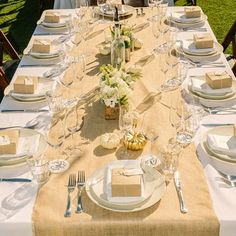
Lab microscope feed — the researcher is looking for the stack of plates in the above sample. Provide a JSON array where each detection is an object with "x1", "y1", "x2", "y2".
[
  {"x1": 37, "y1": 11, "x2": 71, "y2": 29},
  {"x1": 98, "y1": 5, "x2": 134, "y2": 17},
  {"x1": 24, "y1": 41, "x2": 62, "y2": 60},
  {"x1": 0, "y1": 128, "x2": 47, "y2": 166},
  {"x1": 86, "y1": 160, "x2": 166, "y2": 212},
  {"x1": 188, "y1": 76, "x2": 236, "y2": 106},
  {"x1": 176, "y1": 40, "x2": 223, "y2": 61},
  {"x1": 5, "y1": 78, "x2": 56, "y2": 102},
  {"x1": 170, "y1": 11, "x2": 207, "y2": 28},
  {"x1": 200, "y1": 126, "x2": 236, "y2": 175}
]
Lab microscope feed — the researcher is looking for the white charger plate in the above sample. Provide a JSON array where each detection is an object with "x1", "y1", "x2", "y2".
[
  {"x1": 86, "y1": 160, "x2": 166, "y2": 212},
  {"x1": 188, "y1": 77, "x2": 236, "y2": 100},
  {"x1": 0, "y1": 128, "x2": 47, "y2": 166}
]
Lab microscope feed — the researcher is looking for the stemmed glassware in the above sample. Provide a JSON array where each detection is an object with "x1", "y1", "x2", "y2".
[
  {"x1": 97, "y1": 0, "x2": 107, "y2": 24},
  {"x1": 64, "y1": 102, "x2": 85, "y2": 157},
  {"x1": 45, "y1": 89, "x2": 69, "y2": 172},
  {"x1": 169, "y1": 94, "x2": 198, "y2": 146},
  {"x1": 140, "y1": 111, "x2": 162, "y2": 169},
  {"x1": 75, "y1": 0, "x2": 88, "y2": 20}
]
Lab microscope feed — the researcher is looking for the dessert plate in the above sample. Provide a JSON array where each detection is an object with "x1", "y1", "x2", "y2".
[
  {"x1": 86, "y1": 160, "x2": 166, "y2": 212},
  {"x1": 0, "y1": 128, "x2": 47, "y2": 166}
]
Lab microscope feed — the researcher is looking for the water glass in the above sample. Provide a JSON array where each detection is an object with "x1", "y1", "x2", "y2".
[
  {"x1": 160, "y1": 141, "x2": 182, "y2": 182},
  {"x1": 27, "y1": 159, "x2": 50, "y2": 185},
  {"x1": 45, "y1": 89, "x2": 64, "y2": 114}
]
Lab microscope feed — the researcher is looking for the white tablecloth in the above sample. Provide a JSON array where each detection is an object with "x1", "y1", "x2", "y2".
[{"x1": 0, "y1": 7, "x2": 235, "y2": 236}]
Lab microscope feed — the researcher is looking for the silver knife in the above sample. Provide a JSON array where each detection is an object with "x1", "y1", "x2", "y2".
[
  {"x1": 0, "y1": 178, "x2": 32, "y2": 182},
  {"x1": 174, "y1": 171, "x2": 188, "y2": 214},
  {"x1": 1, "y1": 109, "x2": 48, "y2": 113}
]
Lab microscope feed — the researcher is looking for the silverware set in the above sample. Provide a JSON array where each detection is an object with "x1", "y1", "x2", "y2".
[{"x1": 64, "y1": 171, "x2": 85, "y2": 217}]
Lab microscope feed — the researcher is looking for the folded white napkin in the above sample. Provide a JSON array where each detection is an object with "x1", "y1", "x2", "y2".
[
  {"x1": 105, "y1": 162, "x2": 145, "y2": 204},
  {"x1": 0, "y1": 134, "x2": 40, "y2": 160},
  {"x1": 182, "y1": 40, "x2": 215, "y2": 55},
  {"x1": 171, "y1": 12, "x2": 201, "y2": 23},
  {"x1": 191, "y1": 77, "x2": 232, "y2": 96},
  {"x1": 207, "y1": 133, "x2": 236, "y2": 158}
]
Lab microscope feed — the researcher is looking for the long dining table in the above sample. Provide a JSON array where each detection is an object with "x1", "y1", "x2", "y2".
[{"x1": 0, "y1": 6, "x2": 236, "y2": 236}]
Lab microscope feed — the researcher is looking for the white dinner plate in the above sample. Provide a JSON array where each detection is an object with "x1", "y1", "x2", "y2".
[
  {"x1": 182, "y1": 40, "x2": 217, "y2": 56},
  {"x1": 199, "y1": 126, "x2": 236, "y2": 175},
  {"x1": 175, "y1": 42, "x2": 223, "y2": 62},
  {"x1": 169, "y1": 12, "x2": 207, "y2": 28},
  {"x1": 4, "y1": 78, "x2": 56, "y2": 102},
  {"x1": 86, "y1": 160, "x2": 166, "y2": 212},
  {"x1": 37, "y1": 11, "x2": 71, "y2": 29},
  {"x1": 204, "y1": 126, "x2": 236, "y2": 163},
  {"x1": 0, "y1": 128, "x2": 47, "y2": 166},
  {"x1": 98, "y1": 5, "x2": 134, "y2": 17},
  {"x1": 188, "y1": 77, "x2": 236, "y2": 100}
]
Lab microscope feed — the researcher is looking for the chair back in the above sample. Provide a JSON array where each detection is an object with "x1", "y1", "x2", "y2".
[
  {"x1": 0, "y1": 67, "x2": 9, "y2": 93},
  {"x1": 0, "y1": 30, "x2": 20, "y2": 67},
  {"x1": 222, "y1": 20, "x2": 236, "y2": 75}
]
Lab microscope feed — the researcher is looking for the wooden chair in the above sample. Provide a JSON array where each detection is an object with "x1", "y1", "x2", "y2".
[
  {"x1": 222, "y1": 20, "x2": 236, "y2": 76},
  {"x1": 0, "y1": 30, "x2": 20, "y2": 88}
]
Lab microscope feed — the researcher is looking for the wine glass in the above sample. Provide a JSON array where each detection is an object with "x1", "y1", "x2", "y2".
[
  {"x1": 152, "y1": 16, "x2": 161, "y2": 52},
  {"x1": 64, "y1": 102, "x2": 85, "y2": 157},
  {"x1": 97, "y1": 0, "x2": 107, "y2": 24},
  {"x1": 141, "y1": 111, "x2": 162, "y2": 168},
  {"x1": 161, "y1": 50, "x2": 181, "y2": 92},
  {"x1": 75, "y1": 0, "x2": 88, "y2": 20}
]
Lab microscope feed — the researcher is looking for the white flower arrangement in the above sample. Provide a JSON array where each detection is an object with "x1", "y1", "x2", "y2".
[{"x1": 100, "y1": 64, "x2": 141, "y2": 108}]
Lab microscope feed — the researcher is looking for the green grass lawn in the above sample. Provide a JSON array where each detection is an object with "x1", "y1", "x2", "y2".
[{"x1": 0, "y1": 0, "x2": 235, "y2": 57}]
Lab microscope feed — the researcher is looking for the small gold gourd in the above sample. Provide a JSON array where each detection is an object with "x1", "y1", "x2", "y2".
[{"x1": 123, "y1": 130, "x2": 147, "y2": 151}]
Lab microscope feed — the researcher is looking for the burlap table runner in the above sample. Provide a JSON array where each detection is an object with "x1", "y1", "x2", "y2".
[{"x1": 32, "y1": 7, "x2": 219, "y2": 236}]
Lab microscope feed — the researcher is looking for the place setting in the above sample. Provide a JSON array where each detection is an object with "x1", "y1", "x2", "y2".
[
  {"x1": 186, "y1": 70, "x2": 236, "y2": 108},
  {"x1": 168, "y1": 6, "x2": 207, "y2": 29},
  {"x1": 175, "y1": 32, "x2": 223, "y2": 62},
  {"x1": 199, "y1": 124, "x2": 236, "y2": 176},
  {"x1": 37, "y1": 10, "x2": 72, "y2": 30},
  {"x1": 0, "y1": 127, "x2": 47, "y2": 167},
  {"x1": 96, "y1": 0, "x2": 135, "y2": 18},
  {"x1": 21, "y1": 37, "x2": 64, "y2": 66}
]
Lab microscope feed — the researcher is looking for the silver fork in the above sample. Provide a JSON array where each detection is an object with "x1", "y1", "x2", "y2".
[
  {"x1": 76, "y1": 170, "x2": 85, "y2": 213},
  {"x1": 64, "y1": 174, "x2": 76, "y2": 217}
]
